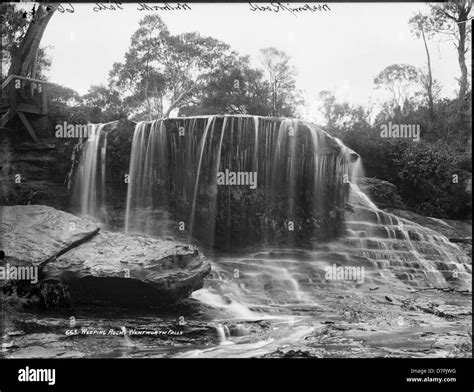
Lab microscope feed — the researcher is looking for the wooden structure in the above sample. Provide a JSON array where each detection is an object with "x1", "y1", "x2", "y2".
[{"x1": 1, "y1": 75, "x2": 53, "y2": 142}]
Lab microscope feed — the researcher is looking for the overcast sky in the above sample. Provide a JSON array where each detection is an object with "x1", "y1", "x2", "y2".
[{"x1": 28, "y1": 2, "x2": 470, "y2": 121}]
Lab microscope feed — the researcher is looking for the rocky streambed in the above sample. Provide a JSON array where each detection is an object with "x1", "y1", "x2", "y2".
[{"x1": 1, "y1": 204, "x2": 472, "y2": 359}]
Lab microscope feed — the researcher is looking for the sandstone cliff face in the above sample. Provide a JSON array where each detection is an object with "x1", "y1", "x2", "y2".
[
  {"x1": 0, "y1": 133, "x2": 73, "y2": 210},
  {"x1": 0, "y1": 120, "x2": 135, "y2": 212}
]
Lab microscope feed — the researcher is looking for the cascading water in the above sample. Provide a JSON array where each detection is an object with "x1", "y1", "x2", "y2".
[
  {"x1": 65, "y1": 115, "x2": 471, "y2": 358},
  {"x1": 119, "y1": 115, "x2": 471, "y2": 313},
  {"x1": 215, "y1": 324, "x2": 231, "y2": 344},
  {"x1": 336, "y1": 139, "x2": 471, "y2": 289},
  {"x1": 123, "y1": 115, "x2": 348, "y2": 247},
  {"x1": 124, "y1": 121, "x2": 170, "y2": 233},
  {"x1": 72, "y1": 123, "x2": 108, "y2": 219}
]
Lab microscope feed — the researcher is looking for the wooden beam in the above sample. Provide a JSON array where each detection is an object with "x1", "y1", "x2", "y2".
[
  {"x1": 1, "y1": 109, "x2": 14, "y2": 129},
  {"x1": 17, "y1": 111, "x2": 38, "y2": 142},
  {"x1": 42, "y1": 85, "x2": 48, "y2": 115},
  {"x1": 2, "y1": 74, "x2": 56, "y2": 90},
  {"x1": 8, "y1": 79, "x2": 18, "y2": 112},
  {"x1": 18, "y1": 103, "x2": 43, "y2": 115}
]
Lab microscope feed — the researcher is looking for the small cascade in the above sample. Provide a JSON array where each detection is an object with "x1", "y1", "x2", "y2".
[
  {"x1": 215, "y1": 323, "x2": 231, "y2": 344},
  {"x1": 198, "y1": 253, "x2": 315, "y2": 310},
  {"x1": 72, "y1": 124, "x2": 108, "y2": 219},
  {"x1": 336, "y1": 140, "x2": 471, "y2": 289},
  {"x1": 100, "y1": 131, "x2": 108, "y2": 209},
  {"x1": 121, "y1": 326, "x2": 134, "y2": 347}
]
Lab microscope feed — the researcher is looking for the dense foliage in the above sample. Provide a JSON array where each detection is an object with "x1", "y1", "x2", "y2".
[{"x1": 321, "y1": 92, "x2": 472, "y2": 220}]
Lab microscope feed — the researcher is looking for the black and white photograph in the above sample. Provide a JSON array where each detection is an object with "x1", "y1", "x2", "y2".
[{"x1": 0, "y1": 0, "x2": 472, "y2": 388}]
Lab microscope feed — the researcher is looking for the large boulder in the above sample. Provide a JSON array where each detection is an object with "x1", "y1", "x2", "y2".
[
  {"x1": 1, "y1": 205, "x2": 211, "y2": 307},
  {"x1": 43, "y1": 230, "x2": 211, "y2": 306}
]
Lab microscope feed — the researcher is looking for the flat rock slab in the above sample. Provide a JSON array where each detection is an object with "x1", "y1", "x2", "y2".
[
  {"x1": 44, "y1": 230, "x2": 211, "y2": 306},
  {"x1": 1, "y1": 205, "x2": 100, "y2": 267},
  {"x1": 1, "y1": 205, "x2": 211, "y2": 307}
]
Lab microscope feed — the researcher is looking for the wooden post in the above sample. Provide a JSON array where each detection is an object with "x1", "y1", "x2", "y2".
[
  {"x1": 9, "y1": 79, "x2": 18, "y2": 112},
  {"x1": 17, "y1": 111, "x2": 38, "y2": 142},
  {"x1": 41, "y1": 84, "x2": 48, "y2": 115}
]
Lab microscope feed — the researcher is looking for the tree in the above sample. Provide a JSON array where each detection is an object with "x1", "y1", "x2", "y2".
[
  {"x1": 180, "y1": 55, "x2": 272, "y2": 116},
  {"x1": 4, "y1": 3, "x2": 58, "y2": 78},
  {"x1": 82, "y1": 84, "x2": 127, "y2": 122},
  {"x1": 109, "y1": 15, "x2": 169, "y2": 120},
  {"x1": 318, "y1": 90, "x2": 337, "y2": 128},
  {"x1": 110, "y1": 15, "x2": 235, "y2": 120},
  {"x1": 409, "y1": 13, "x2": 437, "y2": 121},
  {"x1": 161, "y1": 32, "x2": 235, "y2": 118},
  {"x1": 1, "y1": 3, "x2": 53, "y2": 80},
  {"x1": 374, "y1": 64, "x2": 421, "y2": 118},
  {"x1": 424, "y1": 1, "x2": 472, "y2": 100},
  {"x1": 259, "y1": 47, "x2": 301, "y2": 117},
  {"x1": 318, "y1": 90, "x2": 370, "y2": 138}
]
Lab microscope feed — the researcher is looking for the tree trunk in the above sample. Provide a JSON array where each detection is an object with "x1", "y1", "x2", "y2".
[
  {"x1": 163, "y1": 103, "x2": 175, "y2": 119},
  {"x1": 454, "y1": 2, "x2": 471, "y2": 135},
  {"x1": 456, "y1": 16, "x2": 468, "y2": 101},
  {"x1": 420, "y1": 21, "x2": 434, "y2": 121},
  {"x1": 8, "y1": 4, "x2": 58, "y2": 77},
  {"x1": 163, "y1": 85, "x2": 196, "y2": 118}
]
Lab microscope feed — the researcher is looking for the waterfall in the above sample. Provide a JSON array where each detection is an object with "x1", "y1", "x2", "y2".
[
  {"x1": 123, "y1": 115, "x2": 347, "y2": 247},
  {"x1": 336, "y1": 139, "x2": 470, "y2": 288},
  {"x1": 71, "y1": 115, "x2": 470, "y2": 291},
  {"x1": 72, "y1": 123, "x2": 108, "y2": 219},
  {"x1": 190, "y1": 116, "x2": 216, "y2": 236},
  {"x1": 125, "y1": 121, "x2": 169, "y2": 233},
  {"x1": 215, "y1": 323, "x2": 231, "y2": 344}
]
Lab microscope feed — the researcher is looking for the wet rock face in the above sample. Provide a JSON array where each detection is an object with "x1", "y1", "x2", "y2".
[
  {"x1": 0, "y1": 119, "x2": 134, "y2": 213},
  {"x1": 0, "y1": 133, "x2": 76, "y2": 210},
  {"x1": 1, "y1": 205, "x2": 211, "y2": 307},
  {"x1": 121, "y1": 116, "x2": 349, "y2": 248},
  {"x1": 357, "y1": 178, "x2": 405, "y2": 210}
]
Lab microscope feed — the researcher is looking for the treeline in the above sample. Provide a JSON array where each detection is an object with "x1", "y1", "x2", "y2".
[{"x1": 2, "y1": 3, "x2": 471, "y2": 220}]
